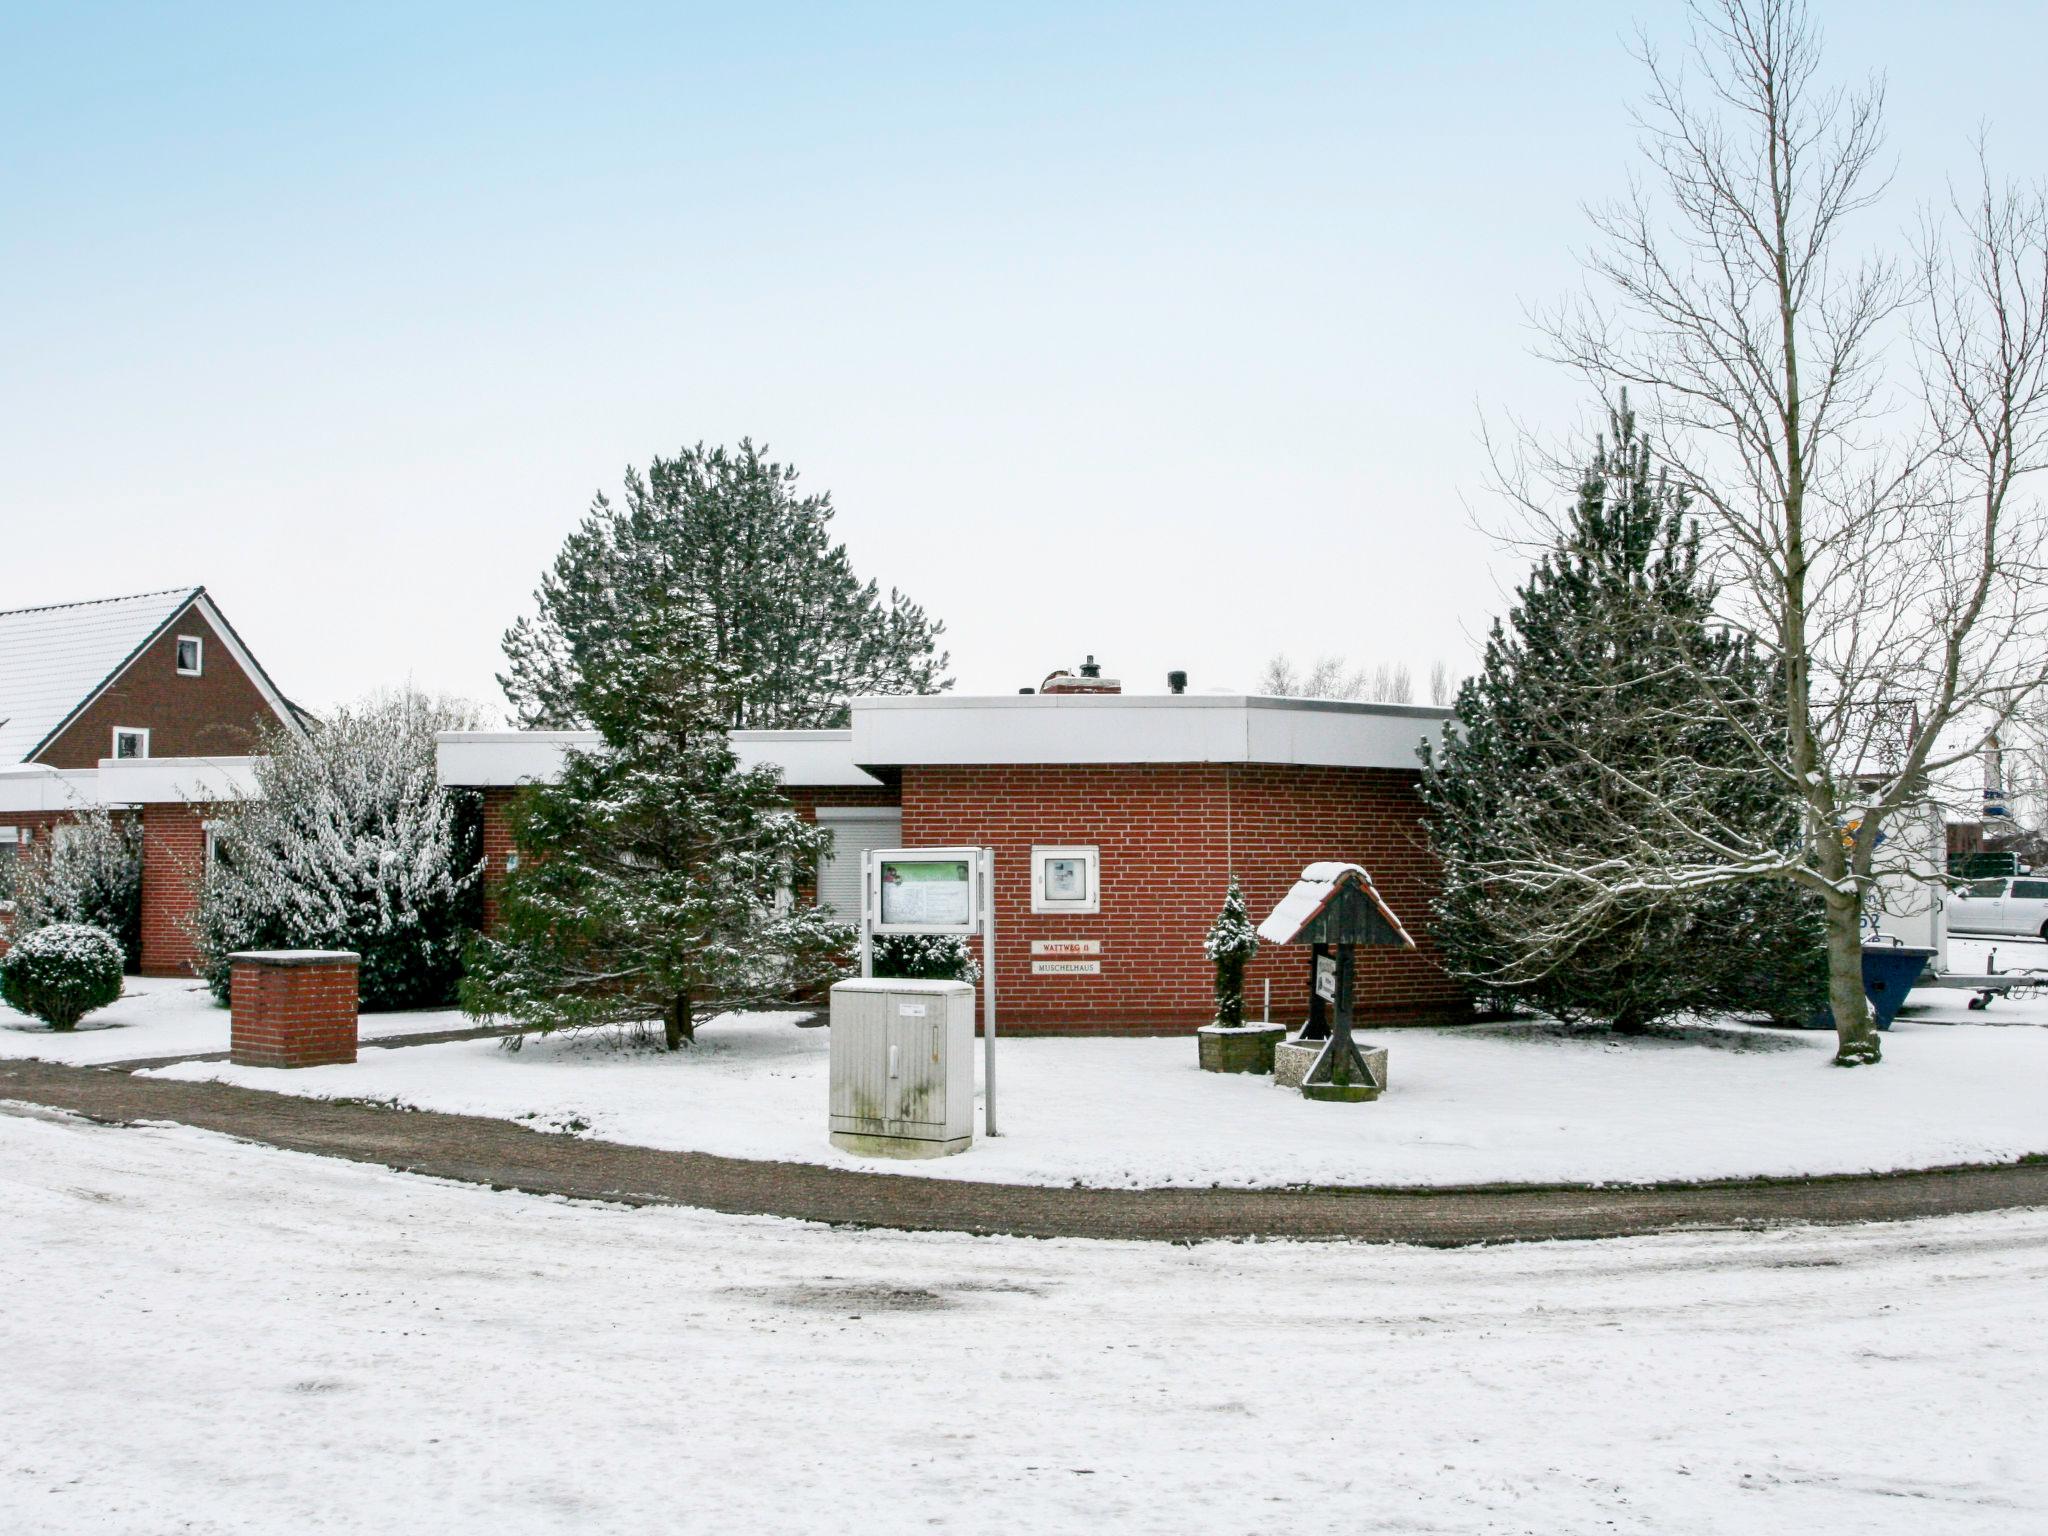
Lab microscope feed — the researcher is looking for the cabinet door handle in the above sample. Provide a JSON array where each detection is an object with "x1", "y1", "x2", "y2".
[{"x1": 888, "y1": 1042, "x2": 899, "y2": 1079}]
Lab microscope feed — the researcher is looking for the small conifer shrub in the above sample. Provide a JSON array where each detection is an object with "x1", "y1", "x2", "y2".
[{"x1": 1, "y1": 923, "x2": 124, "y2": 1030}]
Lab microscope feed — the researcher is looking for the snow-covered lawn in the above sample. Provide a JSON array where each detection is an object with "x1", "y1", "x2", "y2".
[
  {"x1": 0, "y1": 975, "x2": 467, "y2": 1065},
  {"x1": 1, "y1": 1103, "x2": 2042, "y2": 1534},
  {"x1": 144, "y1": 974, "x2": 2048, "y2": 1189}
]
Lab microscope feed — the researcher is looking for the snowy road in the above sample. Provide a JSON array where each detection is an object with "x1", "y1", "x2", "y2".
[{"x1": 2, "y1": 1105, "x2": 2042, "y2": 1534}]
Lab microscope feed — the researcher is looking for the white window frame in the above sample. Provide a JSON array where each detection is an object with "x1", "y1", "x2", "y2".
[
  {"x1": 1031, "y1": 845, "x2": 1101, "y2": 914},
  {"x1": 112, "y1": 727, "x2": 150, "y2": 761},
  {"x1": 175, "y1": 634, "x2": 204, "y2": 676},
  {"x1": 0, "y1": 826, "x2": 25, "y2": 909}
]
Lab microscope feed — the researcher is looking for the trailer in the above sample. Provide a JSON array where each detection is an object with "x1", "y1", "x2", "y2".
[{"x1": 1866, "y1": 804, "x2": 2048, "y2": 1011}]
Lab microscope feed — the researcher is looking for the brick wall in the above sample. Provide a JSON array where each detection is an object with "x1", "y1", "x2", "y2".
[
  {"x1": 901, "y1": 763, "x2": 1466, "y2": 1034},
  {"x1": 37, "y1": 600, "x2": 287, "y2": 769},
  {"x1": 230, "y1": 954, "x2": 359, "y2": 1068},
  {"x1": 140, "y1": 802, "x2": 209, "y2": 976}
]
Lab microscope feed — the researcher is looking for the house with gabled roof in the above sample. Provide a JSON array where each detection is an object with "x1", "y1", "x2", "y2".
[
  {"x1": 0, "y1": 587, "x2": 306, "y2": 975},
  {"x1": 0, "y1": 586, "x2": 306, "y2": 770}
]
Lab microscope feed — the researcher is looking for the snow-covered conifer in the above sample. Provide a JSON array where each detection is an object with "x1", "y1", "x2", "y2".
[
  {"x1": 1421, "y1": 398, "x2": 1827, "y2": 1031},
  {"x1": 1204, "y1": 876, "x2": 1260, "y2": 1026},
  {"x1": 464, "y1": 591, "x2": 849, "y2": 1049},
  {"x1": 500, "y1": 439, "x2": 950, "y2": 730}
]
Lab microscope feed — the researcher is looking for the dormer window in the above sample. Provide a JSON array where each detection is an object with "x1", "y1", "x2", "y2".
[
  {"x1": 113, "y1": 727, "x2": 149, "y2": 760},
  {"x1": 176, "y1": 635, "x2": 203, "y2": 676}
]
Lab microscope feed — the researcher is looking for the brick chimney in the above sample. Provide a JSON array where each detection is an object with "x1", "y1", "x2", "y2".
[{"x1": 1040, "y1": 655, "x2": 1122, "y2": 695}]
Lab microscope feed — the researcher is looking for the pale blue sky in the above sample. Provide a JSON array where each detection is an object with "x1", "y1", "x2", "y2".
[{"x1": 4, "y1": 2, "x2": 2043, "y2": 713}]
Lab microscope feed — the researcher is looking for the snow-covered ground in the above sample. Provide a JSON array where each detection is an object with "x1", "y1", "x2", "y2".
[
  {"x1": 0, "y1": 975, "x2": 468, "y2": 1064},
  {"x1": 1, "y1": 1103, "x2": 2042, "y2": 1534},
  {"x1": 137, "y1": 943, "x2": 2048, "y2": 1188}
]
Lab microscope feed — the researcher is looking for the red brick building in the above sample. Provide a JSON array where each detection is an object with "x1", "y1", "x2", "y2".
[
  {"x1": 439, "y1": 681, "x2": 1468, "y2": 1034},
  {"x1": 0, "y1": 588, "x2": 304, "y2": 974}
]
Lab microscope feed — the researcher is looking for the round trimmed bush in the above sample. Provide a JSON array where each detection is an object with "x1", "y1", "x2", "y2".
[{"x1": 1, "y1": 923, "x2": 125, "y2": 1030}]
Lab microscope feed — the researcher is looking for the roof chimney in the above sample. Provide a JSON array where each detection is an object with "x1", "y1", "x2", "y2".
[
  {"x1": 1167, "y1": 670, "x2": 1188, "y2": 695},
  {"x1": 1040, "y1": 656, "x2": 1122, "y2": 696}
]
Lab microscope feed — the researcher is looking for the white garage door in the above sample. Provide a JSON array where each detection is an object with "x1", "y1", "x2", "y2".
[{"x1": 816, "y1": 809, "x2": 903, "y2": 918}]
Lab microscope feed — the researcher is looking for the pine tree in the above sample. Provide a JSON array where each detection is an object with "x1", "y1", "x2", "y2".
[
  {"x1": 1204, "y1": 876, "x2": 1260, "y2": 1026},
  {"x1": 1420, "y1": 398, "x2": 1826, "y2": 1031},
  {"x1": 463, "y1": 593, "x2": 850, "y2": 1049},
  {"x1": 500, "y1": 439, "x2": 950, "y2": 729}
]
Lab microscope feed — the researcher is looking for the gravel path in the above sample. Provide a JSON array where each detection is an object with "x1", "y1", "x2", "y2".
[{"x1": 4, "y1": 1055, "x2": 2045, "y2": 1244}]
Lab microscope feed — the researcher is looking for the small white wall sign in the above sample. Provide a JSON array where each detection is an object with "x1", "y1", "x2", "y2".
[
  {"x1": 1032, "y1": 959, "x2": 1103, "y2": 976},
  {"x1": 1030, "y1": 939, "x2": 1101, "y2": 957}
]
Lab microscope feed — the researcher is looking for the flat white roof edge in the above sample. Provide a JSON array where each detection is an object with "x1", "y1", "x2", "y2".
[{"x1": 851, "y1": 693, "x2": 1454, "y2": 720}]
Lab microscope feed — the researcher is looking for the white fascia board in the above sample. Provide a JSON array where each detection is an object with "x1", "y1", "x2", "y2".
[
  {"x1": 436, "y1": 731, "x2": 596, "y2": 788},
  {"x1": 94, "y1": 755, "x2": 262, "y2": 805},
  {"x1": 436, "y1": 729, "x2": 880, "y2": 789},
  {"x1": 0, "y1": 765, "x2": 103, "y2": 815},
  {"x1": 731, "y1": 731, "x2": 883, "y2": 787},
  {"x1": 850, "y1": 694, "x2": 1454, "y2": 771}
]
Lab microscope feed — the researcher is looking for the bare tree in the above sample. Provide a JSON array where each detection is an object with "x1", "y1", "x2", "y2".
[
  {"x1": 1429, "y1": 659, "x2": 1458, "y2": 707},
  {"x1": 1514, "y1": 0, "x2": 2048, "y2": 1064},
  {"x1": 1259, "y1": 654, "x2": 1424, "y2": 704}
]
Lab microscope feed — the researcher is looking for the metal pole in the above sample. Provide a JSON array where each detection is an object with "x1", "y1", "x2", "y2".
[
  {"x1": 981, "y1": 846, "x2": 999, "y2": 1137},
  {"x1": 1263, "y1": 977, "x2": 1271, "y2": 1026},
  {"x1": 859, "y1": 850, "x2": 873, "y2": 979}
]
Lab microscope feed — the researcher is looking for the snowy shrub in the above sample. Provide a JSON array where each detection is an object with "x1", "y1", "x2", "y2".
[
  {"x1": 1204, "y1": 876, "x2": 1260, "y2": 1026},
  {"x1": 9, "y1": 806, "x2": 143, "y2": 971},
  {"x1": 197, "y1": 692, "x2": 485, "y2": 1012},
  {"x1": 1, "y1": 923, "x2": 123, "y2": 1029},
  {"x1": 870, "y1": 933, "x2": 981, "y2": 983}
]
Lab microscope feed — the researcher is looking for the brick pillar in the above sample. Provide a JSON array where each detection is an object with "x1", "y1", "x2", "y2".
[
  {"x1": 479, "y1": 787, "x2": 519, "y2": 935},
  {"x1": 229, "y1": 950, "x2": 360, "y2": 1068},
  {"x1": 140, "y1": 802, "x2": 210, "y2": 977}
]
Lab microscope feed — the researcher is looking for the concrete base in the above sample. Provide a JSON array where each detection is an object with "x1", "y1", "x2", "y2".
[
  {"x1": 1302, "y1": 1081, "x2": 1381, "y2": 1103},
  {"x1": 1197, "y1": 1023, "x2": 1287, "y2": 1074},
  {"x1": 1275, "y1": 1039, "x2": 1389, "y2": 1092},
  {"x1": 830, "y1": 1129, "x2": 973, "y2": 1159}
]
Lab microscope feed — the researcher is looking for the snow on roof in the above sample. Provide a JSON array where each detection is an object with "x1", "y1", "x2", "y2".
[
  {"x1": 0, "y1": 587, "x2": 200, "y2": 763},
  {"x1": 1256, "y1": 862, "x2": 1416, "y2": 947}
]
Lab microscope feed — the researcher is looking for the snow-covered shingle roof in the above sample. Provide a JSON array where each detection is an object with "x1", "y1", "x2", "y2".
[{"x1": 0, "y1": 587, "x2": 201, "y2": 763}]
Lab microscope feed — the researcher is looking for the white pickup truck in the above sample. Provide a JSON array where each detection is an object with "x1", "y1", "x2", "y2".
[{"x1": 1947, "y1": 876, "x2": 2048, "y2": 940}]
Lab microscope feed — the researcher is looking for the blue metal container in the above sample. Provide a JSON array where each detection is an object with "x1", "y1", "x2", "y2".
[{"x1": 1807, "y1": 946, "x2": 1936, "y2": 1031}]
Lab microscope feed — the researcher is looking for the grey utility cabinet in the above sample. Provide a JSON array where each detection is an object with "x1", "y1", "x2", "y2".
[{"x1": 828, "y1": 978, "x2": 976, "y2": 1158}]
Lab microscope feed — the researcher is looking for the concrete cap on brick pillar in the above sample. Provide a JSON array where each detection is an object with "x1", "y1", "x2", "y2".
[{"x1": 228, "y1": 950, "x2": 361, "y2": 966}]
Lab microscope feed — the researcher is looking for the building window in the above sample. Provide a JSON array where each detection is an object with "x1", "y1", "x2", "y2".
[
  {"x1": 113, "y1": 727, "x2": 149, "y2": 760},
  {"x1": 176, "y1": 635, "x2": 203, "y2": 676},
  {"x1": 1031, "y1": 845, "x2": 1101, "y2": 914},
  {"x1": 0, "y1": 826, "x2": 26, "y2": 904}
]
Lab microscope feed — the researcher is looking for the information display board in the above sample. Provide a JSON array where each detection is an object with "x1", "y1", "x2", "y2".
[{"x1": 869, "y1": 848, "x2": 982, "y2": 936}]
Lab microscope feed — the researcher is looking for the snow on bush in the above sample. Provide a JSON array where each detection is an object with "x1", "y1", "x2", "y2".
[
  {"x1": 1, "y1": 922, "x2": 124, "y2": 1029},
  {"x1": 197, "y1": 692, "x2": 485, "y2": 1012},
  {"x1": 1204, "y1": 876, "x2": 1259, "y2": 1026},
  {"x1": 9, "y1": 805, "x2": 143, "y2": 970},
  {"x1": 869, "y1": 933, "x2": 981, "y2": 983}
]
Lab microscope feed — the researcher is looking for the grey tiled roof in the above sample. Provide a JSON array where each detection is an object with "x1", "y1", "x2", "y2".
[{"x1": 0, "y1": 587, "x2": 200, "y2": 762}]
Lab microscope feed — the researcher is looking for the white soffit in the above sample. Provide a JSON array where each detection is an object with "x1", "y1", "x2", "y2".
[
  {"x1": 435, "y1": 730, "x2": 882, "y2": 789},
  {"x1": 850, "y1": 695, "x2": 1453, "y2": 771}
]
